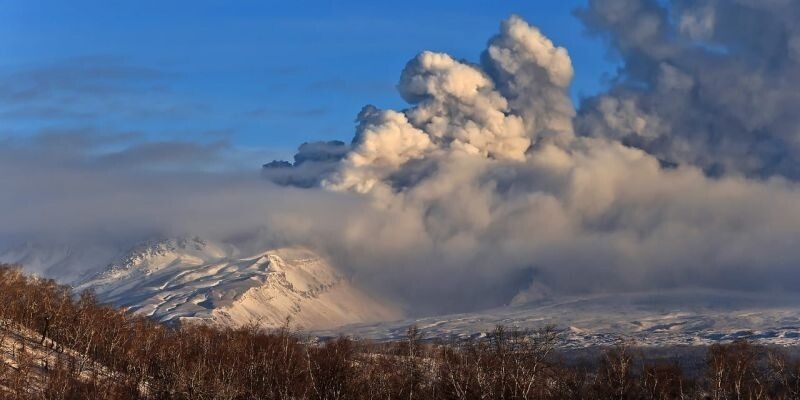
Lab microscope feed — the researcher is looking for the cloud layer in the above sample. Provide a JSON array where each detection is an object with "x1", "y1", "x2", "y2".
[
  {"x1": 5, "y1": 5, "x2": 800, "y2": 316},
  {"x1": 575, "y1": 0, "x2": 800, "y2": 179}
]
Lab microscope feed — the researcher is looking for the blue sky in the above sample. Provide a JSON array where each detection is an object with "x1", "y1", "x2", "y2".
[{"x1": 0, "y1": 0, "x2": 616, "y2": 162}]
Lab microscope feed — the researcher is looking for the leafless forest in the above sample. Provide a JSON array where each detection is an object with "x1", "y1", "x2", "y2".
[{"x1": 1, "y1": 264, "x2": 800, "y2": 399}]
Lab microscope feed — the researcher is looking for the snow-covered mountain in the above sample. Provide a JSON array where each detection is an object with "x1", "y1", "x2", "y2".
[
  {"x1": 320, "y1": 289, "x2": 800, "y2": 348},
  {"x1": 2, "y1": 238, "x2": 401, "y2": 330}
]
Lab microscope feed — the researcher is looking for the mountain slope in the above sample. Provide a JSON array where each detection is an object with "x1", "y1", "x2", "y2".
[{"x1": 17, "y1": 238, "x2": 401, "y2": 330}]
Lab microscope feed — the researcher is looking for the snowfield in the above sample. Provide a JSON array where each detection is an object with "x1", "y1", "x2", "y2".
[
  {"x1": 3, "y1": 238, "x2": 400, "y2": 330},
  {"x1": 77, "y1": 239, "x2": 401, "y2": 330},
  {"x1": 318, "y1": 289, "x2": 800, "y2": 348}
]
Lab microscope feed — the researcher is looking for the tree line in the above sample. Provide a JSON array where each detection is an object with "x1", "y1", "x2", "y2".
[{"x1": 1, "y1": 263, "x2": 800, "y2": 399}]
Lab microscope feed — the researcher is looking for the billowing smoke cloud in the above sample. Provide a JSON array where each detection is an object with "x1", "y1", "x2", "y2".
[
  {"x1": 5, "y1": 9, "x2": 800, "y2": 316},
  {"x1": 262, "y1": 140, "x2": 349, "y2": 188},
  {"x1": 266, "y1": 13, "x2": 800, "y2": 313},
  {"x1": 575, "y1": 0, "x2": 800, "y2": 179}
]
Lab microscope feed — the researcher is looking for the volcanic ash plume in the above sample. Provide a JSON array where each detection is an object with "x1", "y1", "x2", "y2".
[{"x1": 267, "y1": 14, "x2": 800, "y2": 314}]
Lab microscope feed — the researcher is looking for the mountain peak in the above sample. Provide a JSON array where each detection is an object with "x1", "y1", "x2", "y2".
[{"x1": 73, "y1": 240, "x2": 401, "y2": 330}]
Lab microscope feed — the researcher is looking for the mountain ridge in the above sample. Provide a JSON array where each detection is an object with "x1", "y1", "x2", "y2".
[{"x1": 2, "y1": 238, "x2": 401, "y2": 330}]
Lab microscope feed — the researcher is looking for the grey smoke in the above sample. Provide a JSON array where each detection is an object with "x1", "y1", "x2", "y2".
[
  {"x1": 262, "y1": 140, "x2": 349, "y2": 188},
  {"x1": 575, "y1": 0, "x2": 800, "y2": 179}
]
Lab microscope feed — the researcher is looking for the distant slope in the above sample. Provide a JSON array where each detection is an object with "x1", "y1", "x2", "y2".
[
  {"x1": 0, "y1": 242, "x2": 118, "y2": 283},
  {"x1": 320, "y1": 289, "x2": 800, "y2": 347}
]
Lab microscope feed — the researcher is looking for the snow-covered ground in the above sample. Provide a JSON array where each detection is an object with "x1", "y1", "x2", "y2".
[
  {"x1": 2, "y1": 238, "x2": 400, "y2": 330},
  {"x1": 318, "y1": 289, "x2": 800, "y2": 348}
]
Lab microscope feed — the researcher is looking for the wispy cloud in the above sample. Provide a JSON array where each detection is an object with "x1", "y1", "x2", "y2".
[
  {"x1": 0, "y1": 56, "x2": 174, "y2": 102},
  {"x1": 244, "y1": 107, "x2": 329, "y2": 119},
  {"x1": 306, "y1": 78, "x2": 394, "y2": 94},
  {"x1": 0, "y1": 56, "x2": 211, "y2": 124}
]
